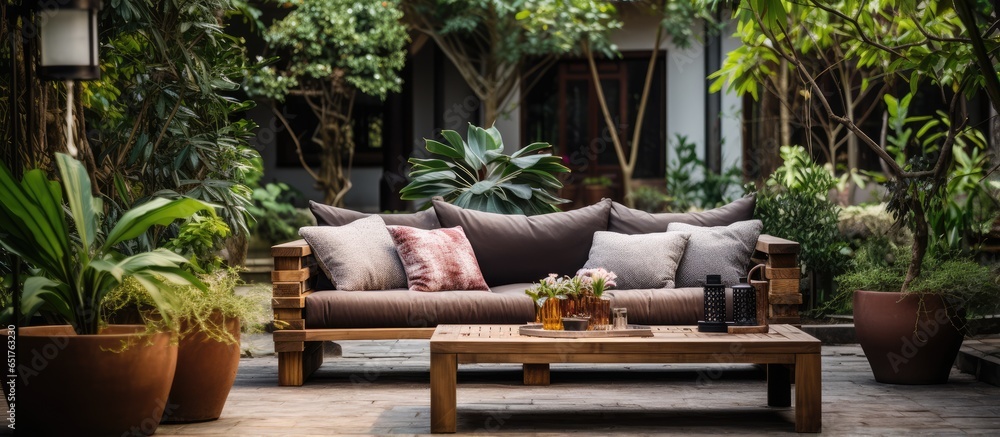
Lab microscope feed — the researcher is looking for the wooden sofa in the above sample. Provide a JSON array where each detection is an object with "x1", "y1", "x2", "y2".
[{"x1": 269, "y1": 234, "x2": 801, "y2": 386}]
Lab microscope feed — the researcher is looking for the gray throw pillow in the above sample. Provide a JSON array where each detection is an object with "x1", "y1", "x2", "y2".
[
  {"x1": 608, "y1": 195, "x2": 756, "y2": 234},
  {"x1": 667, "y1": 220, "x2": 763, "y2": 288},
  {"x1": 299, "y1": 216, "x2": 407, "y2": 290},
  {"x1": 582, "y1": 231, "x2": 690, "y2": 289},
  {"x1": 309, "y1": 200, "x2": 441, "y2": 229}
]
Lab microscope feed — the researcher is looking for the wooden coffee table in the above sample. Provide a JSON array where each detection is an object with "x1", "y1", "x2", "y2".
[{"x1": 430, "y1": 324, "x2": 821, "y2": 433}]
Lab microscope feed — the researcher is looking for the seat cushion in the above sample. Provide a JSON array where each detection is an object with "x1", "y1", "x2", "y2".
[
  {"x1": 305, "y1": 284, "x2": 536, "y2": 328},
  {"x1": 309, "y1": 200, "x2": 441, "y2": 229},
  {"x1": 604, "y1": 288, "x2": 705, "y2": 325},
  {"x1": 608, "y1": 195, "x2": 756, "y2": 234},
  {"x1": 432, "y1": 198, "x2": 612, "y2": 285}
]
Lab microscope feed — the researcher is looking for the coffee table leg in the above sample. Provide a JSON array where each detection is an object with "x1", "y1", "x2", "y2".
[
  {"x1": 766, "y1": 363, "x2": 791, "y2": 407},
  {"x1": 523, "y1": 363, "x2": 550, "y2": 386},
  {"x1": 795, "y1": 353, "x2": 822, "y2": 433},
  {"x1": 431, "y1": 352, "x2": 457, "y2": 433}
]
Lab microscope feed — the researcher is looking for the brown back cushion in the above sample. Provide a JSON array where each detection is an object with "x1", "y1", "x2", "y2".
[
  {"x1": 608, "y1": 195, "x2": 756, "y2": 234},
  {"x1": 432, "y1": 198, "x2": 613, "y2": 285},
  {"x1": 309, "y1": 200, "x2": 441, "y2": 229}
]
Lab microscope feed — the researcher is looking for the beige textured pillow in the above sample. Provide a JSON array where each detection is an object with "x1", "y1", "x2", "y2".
[
  {"x1": 298, "y1": 216, "x2": 407, "y2": 290},
  {"x1": 582, "y1": 231, "x2": 690, "y2": 289},
  {"x1": 387, "y1": 225, "x2": 489, "y2": 292}
]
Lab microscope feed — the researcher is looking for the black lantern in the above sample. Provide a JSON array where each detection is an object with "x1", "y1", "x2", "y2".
[
  {"x1": 732, "y1": 276, "x2": 757, "y2": 326},
  {"x1": 36, "y1": 0, "x2": 101, "y2": 80},
  {"x1": 698, "y1": 274, "x2": 729, "y2": 333}
]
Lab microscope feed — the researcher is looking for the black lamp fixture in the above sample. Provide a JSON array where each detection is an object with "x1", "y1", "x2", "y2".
[{"x1": 36, "y1": 0, "x2": 101, "y2": 81}]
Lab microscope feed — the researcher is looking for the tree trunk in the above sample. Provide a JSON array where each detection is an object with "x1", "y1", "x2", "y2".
[
  {"x1": 779, "y1": 59, "x2": 792, "y2": 148},
  {"x1": 902, "y1": 199, "x2": 928, "y2": 292},
  {"x1": 483, "y1": 92, "x2": 498, "y2": 128}
]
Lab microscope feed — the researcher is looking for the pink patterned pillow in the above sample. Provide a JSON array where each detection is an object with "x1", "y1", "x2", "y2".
[{"x1": 386, "y1": 225, "x2": 489, "y2": 292}]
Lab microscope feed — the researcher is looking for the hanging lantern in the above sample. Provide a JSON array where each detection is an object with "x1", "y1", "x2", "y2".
[
  {"x1": 36, "y1": 0, "x2": 101, "y2": 81},
  {"x1": 698, "y1": 274, "x2": 729, "y2": 333}
]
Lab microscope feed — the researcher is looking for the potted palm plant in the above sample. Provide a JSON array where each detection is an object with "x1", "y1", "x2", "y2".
[{"x1": 0, "y1": 153, "x2": 212, "y2": 435}]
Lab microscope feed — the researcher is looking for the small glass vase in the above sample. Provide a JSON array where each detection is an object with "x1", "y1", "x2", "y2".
[
  {"x1": 588, "y1": 296, "x2": 612, "y2": 331},
  {"x1": 540, "y1": 297, "x2": 564, "y2": 330}
]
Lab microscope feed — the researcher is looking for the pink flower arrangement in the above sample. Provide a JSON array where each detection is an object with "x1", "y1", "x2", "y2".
[{"x1": 576, "y1": 268, "x2": 617, "y2": 297}]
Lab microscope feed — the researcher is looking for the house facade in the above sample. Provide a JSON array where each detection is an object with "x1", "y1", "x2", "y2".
[{"x1": 248, "y1": 6, "x2": 746, "y2": 212}]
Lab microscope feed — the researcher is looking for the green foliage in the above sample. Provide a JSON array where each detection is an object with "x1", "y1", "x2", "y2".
[
  {"x1": 582, "y1": 176, "x2": 612, "y2": 187},
  {"x1": 246, "y1": 0, "x2": 408, "y2": 101},
  {"x1": 881, "y1": 94, "x2": 999, "y2": 255},
  {"x1": 104, "y1": 269, "x2": 271, "y2": 344},
  {"x1": 665, "y1": 134, "x2": 742, "y2": 211},
  {"x1": 245, "y1": 0, "x2": 408, "y2": 205},
  {"x1": 247, "y1": 182, "x2": 314, "y2": 245},
  {"x1": 403, "y1": 0, "x2": 620, "y2": 120},
  {"x1": 753, "y1": 146, "x2": 848, "y2": 278},
  {"x1": 163, "y1": 214, "x2": 232, "y2": 273},
  {"x1": 85, "y1": 0, "x2": 260, "y2": 246},
  {"x1": 721, "y1": 0, "x2": 1000, "y2": 290},
  {"x1": 834, "y1": 242, "x2": 1000, "y2": 320},
  {"x1": 629, "y1": 186, "x2": 671, "y2": 213},
  {"x1": 401, "y1": 124, "x2": 570, "y2": 215},
  {"x1": 0, "y1": 154, "x2": 210, "y2": 335}
]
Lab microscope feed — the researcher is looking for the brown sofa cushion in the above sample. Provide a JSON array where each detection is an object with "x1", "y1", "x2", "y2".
[
  {"x1": 304, "y1": 283, "x2": 536, "y2": 328},
  {"x1": 432, "y1": 198, "x2": 612, "y2": 285},
  {"x1": 608, "y1": 195, "x2": 756, "y2": 234},
  {"x1": 309, "y1": 200, "x2": 441, "y2": 228},
  {"x1": 605, "y1": 287, "x2": 705, "y2": 325}
]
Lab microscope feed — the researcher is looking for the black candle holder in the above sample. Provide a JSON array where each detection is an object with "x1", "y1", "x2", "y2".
[
  {"x1": 733, "y1": 276, "x2": 757, "y2": 326},
  {"x1": 698, "y1": 274, "x2": 729, "y2": 332}
]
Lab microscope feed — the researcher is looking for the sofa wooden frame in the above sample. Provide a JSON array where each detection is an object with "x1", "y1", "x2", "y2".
[{"x1": 270, "y1": 234, "x2": 801, "y2": 386}]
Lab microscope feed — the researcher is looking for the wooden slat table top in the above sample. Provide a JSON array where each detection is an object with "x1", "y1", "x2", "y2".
[{"x1": 430, "y1": 324, "x2": 820, "y2": 355}]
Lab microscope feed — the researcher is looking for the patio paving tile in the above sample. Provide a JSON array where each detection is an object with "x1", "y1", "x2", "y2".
[{"x1": 152, "y1": 340, "x2": 1000, "y2": 435}]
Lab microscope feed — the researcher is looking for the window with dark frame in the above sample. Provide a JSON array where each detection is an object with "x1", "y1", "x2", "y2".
[{"x1": 273, "y1": 93, "x2": 387, "y2": 168}]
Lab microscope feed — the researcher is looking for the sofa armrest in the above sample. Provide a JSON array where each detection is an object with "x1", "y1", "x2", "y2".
[
  {"x1": 752, "y1": 234, "x2": 802, "y2": 325},
  {"x1": 271, "y1": 239, "x2": 316, "y2": 332}
]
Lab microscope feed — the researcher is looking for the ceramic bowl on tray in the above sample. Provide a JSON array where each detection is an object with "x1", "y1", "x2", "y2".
[{"x1": 561, "y1": 317, "x2": 589, "y2": 331}]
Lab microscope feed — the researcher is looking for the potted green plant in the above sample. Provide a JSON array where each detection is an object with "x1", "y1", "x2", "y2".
[
  {"x1": 722, "y1": 0, "x2": 1000, "y2": 385},
  {"x1": 582, "y1": 175, "x2": 613, "y2": 205},
  {"x1": 0, "y1": 153, "x2": 212, "y2": 435},
  {"x1": 837, "y1": 241, "x2": 1000, "y2": 384},
  {"x1": 400, "y1": 123, "x2": 570, "y2": 215},
  {"x1": 104, "y1": 268, "x2": 270, "y2": 423}
]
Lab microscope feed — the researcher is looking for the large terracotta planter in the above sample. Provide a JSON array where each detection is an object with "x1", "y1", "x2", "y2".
[
  {"x1": 19, "y1": 325, "x2": 177, "y2": 436},
  {"x1": 162, "y1": 312, "x2": 241, "y2": 423},
  {"x1": 853, "y1": 290, "x2": 964, "y2": 384}
]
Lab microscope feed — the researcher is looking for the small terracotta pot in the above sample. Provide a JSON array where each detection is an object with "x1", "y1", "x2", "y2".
[
  {"x1": 583, "y1": 186, "x2": 611, "y2": 206},
  {"x1": 162, "y1": 312, "x2": 241, "y2": 423},
  {"x1": 18, "y1": 325, "x2": 177, "y2": 436},
  {"x1": 854, "y1": 290, "x2": 964, "y2": 384}
]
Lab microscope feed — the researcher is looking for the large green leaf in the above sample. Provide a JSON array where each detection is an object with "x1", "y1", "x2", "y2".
[
  {"x1": 0, "y1": 165, "x2": 68, "y2": 278},
  {"x1": 56, "y1": 153, "x2": 99, "y2": 251},
  {"x1": 103, "y1": 197, "x2": 213, "y2": 250},
  {"x1": 425, "y1": 139, "x2": 464, "y2": 159}
]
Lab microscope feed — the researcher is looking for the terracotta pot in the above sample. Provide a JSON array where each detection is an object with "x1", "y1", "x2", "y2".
[
  {"x1": 19, "y1": 325, "x2": 177, "y2": 436},
  {"x1": 853, "y1": 290, "x2": 964, "y2": 384},
  {"x1": 162, "y1": 312, "x2": 241, "y2": 423}
]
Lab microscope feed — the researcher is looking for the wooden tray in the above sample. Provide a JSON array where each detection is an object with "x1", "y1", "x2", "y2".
[{"x1": 518, "y1": 324, "x2": 654, "y2": 338}]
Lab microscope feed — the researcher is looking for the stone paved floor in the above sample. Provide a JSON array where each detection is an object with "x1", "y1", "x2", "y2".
[{"x1": 153, "y1": 340, "x2": 1000, "y2": 436}]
